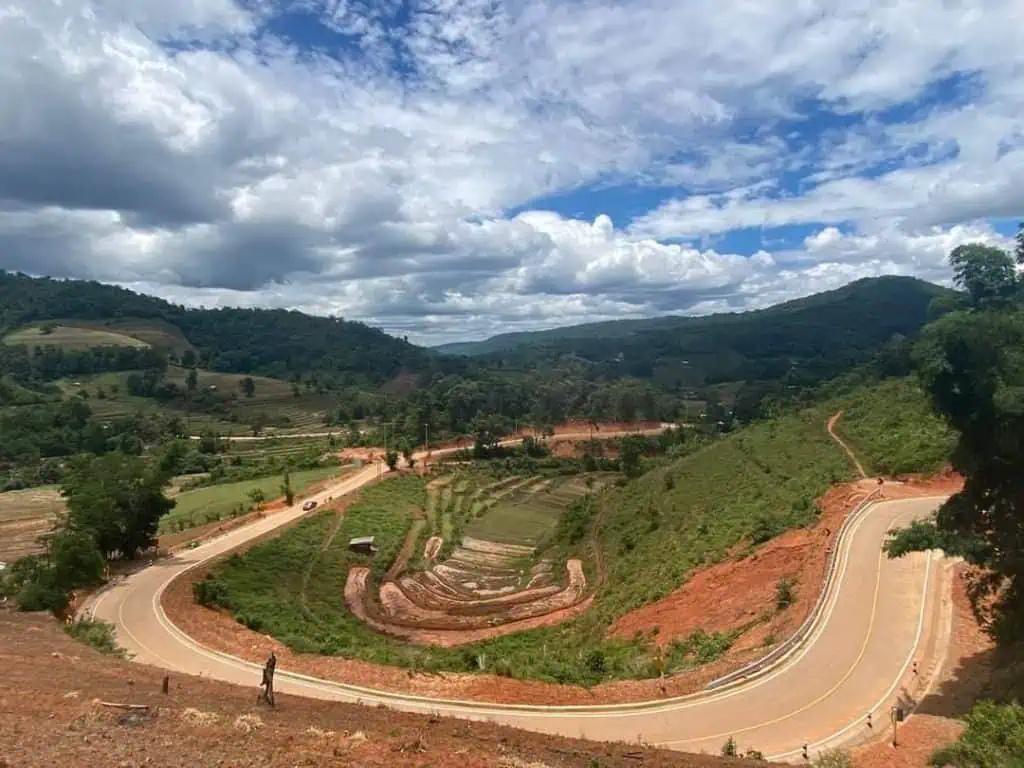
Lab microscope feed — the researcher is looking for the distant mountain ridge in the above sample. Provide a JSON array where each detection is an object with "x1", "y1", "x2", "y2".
[
  {"x1": 433, "y1": 276, "x2": 954, "y2": 393},
  {"x1": 435, "y1": 276, "x2": 951, "y2": 357}
]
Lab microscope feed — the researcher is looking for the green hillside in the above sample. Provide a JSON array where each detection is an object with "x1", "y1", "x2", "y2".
[
  {"x1": 436, "y1": 276, "x2": 952, "y2": 389},
  {"x1": 0, "y1": 272, "x2": 440, "y2": 384}
]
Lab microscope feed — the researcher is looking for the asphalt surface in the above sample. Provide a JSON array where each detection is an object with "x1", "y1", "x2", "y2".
[{"x1": 84, "y1": 442, "x2": 950, "y2": 763}]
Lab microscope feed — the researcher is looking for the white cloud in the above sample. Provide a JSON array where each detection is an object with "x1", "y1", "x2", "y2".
[{"x1": 1, "y1": 0, "x2": 1023, "y2": 344}]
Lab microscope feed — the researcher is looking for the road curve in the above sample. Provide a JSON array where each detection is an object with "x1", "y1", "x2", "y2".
[{"x1": 83, "y1": 444, "x2": 951, "y2": 762}]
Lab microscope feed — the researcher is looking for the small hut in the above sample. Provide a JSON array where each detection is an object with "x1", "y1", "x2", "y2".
[{"x1": 348, "y1": 536, "x2": 377, "y2": 555}]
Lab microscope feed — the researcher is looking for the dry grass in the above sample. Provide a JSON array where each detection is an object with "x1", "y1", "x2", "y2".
[
  {"x1": 3, "y1": 324, "x2": 150, "y2": 349},
  {"x1": 0, "y1": 486, "x2": 64, "y2": 561}
]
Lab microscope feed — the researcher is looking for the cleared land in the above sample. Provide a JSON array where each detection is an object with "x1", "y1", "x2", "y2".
[
  {"x1": 158, "y1": 466, "x2": 350, "y2": 534},
  {"x1": 3, "y1": 612, "x2": 722, "y2": 768},
  {"x1": 0, "y1": 486, "x2": 64, "y2": 561},
  {"x1": 3, "y1": 324, "x2": 150, "y2": 349},
  {"x1": 52, "y1": 366, "x2": 338, "y2": 436}
]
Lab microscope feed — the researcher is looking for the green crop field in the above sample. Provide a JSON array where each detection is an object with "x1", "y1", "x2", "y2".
[
  {"x1": 159, "y1": 465, "x2": 348, "y2": 533},
  {"x1": 198, "y1": 378, "x2": 956, "y2": 687},
  {"x1": 4, "y1": 325, "x2": 150, "y2": 349}
]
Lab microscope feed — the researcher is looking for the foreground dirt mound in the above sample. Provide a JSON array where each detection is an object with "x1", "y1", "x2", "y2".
[{"x1": 1, "y1": 611, "x2": 733, "y2": 768}]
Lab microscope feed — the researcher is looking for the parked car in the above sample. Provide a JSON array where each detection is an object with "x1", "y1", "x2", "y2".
[{"x1": 302, "y1": 500, "x2": 317, "y2": 511}]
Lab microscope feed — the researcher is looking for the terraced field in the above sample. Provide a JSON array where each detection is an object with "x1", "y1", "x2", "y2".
[{"x1": 347, "y1": 472, "x2": 616, "y2": 643}]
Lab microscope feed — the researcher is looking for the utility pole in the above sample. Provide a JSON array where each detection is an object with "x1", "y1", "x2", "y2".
[{"x1": 423, "y1": 423, "x2": 430, "y2": 471}]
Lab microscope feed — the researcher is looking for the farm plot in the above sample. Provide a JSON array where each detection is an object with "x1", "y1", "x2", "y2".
[
  {"x1": 0, "y1": 487, "x2": 64, "y2": 561},
  {"x1": 346, "y1": 472, "x2": 609, "y2": 642},
  {"x1": 3, "y1": 325, "x2": 149, "y2": 350},
  {"x1": 158, "y1": 465, "x2": 350, "y2": 534}
]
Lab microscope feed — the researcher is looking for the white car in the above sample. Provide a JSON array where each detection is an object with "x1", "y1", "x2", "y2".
[{"x1": 302, "y1": 500, "x2": 318, "y2": 511}]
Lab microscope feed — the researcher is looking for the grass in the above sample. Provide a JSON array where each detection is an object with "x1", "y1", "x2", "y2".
[
  {"x1": 4, "y1": 324, "x2": 150, "y2": 349},
  {"x1": 200, "y1": 378, "x2": 956, "y2": 687},
  {"x1": 466, "y1": 485, "x2": 566, "y2": 546},
  {"x1": 159, "y1": 466, "x2": 346, "y2": 533},
  {"x1": 832, "y1": 377, "x2": 955, "y2": 475}
]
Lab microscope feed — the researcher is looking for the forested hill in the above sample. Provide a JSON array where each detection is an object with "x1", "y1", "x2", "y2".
[
  {"x1": 437, "y1": 276, "x2": 953, "y2": 386},
  {"x1": 0, "y1": 272, "x2": 439, "y2": 383}
]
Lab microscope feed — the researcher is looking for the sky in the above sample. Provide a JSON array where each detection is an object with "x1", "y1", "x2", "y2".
[{"x1": 1, "y1": 1, "x2": 1021, "y2": 345}]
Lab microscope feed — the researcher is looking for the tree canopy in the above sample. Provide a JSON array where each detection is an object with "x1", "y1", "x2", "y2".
[{"x1": 887, "y1": 230, "x2": 1024, "y2": 643}]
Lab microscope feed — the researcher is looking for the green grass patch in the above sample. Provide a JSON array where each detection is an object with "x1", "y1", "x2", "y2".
[
  {"x1": 833, "y1": 377, "x2": 955, "y2": 475},
  {"x1": 159, "y1": 466, "x2": 342, "y2": 533},
  {"x1": 467, "y1": 495, "x2": 563, "y2": 546}
]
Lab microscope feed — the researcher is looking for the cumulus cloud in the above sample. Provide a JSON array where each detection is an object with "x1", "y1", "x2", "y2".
[{"x1": 0, "y1": 0, "x2": 1022, "y2": 344}]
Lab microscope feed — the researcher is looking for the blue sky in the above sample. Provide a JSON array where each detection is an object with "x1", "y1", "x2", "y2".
[{"x1": 0, "y1": 0, "x2": 1020, "y2": 343}]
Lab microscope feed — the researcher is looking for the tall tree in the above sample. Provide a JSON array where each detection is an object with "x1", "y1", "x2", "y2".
[
  {"x1": 888, "y1": 236, "x2": 1024, "y2": 641},
  {"x1": 61, "y1": 454, "x2": 175, "y2": 559},
  {"x1": 948, "y1": 243, "x2": 1018, "y2": 308}
]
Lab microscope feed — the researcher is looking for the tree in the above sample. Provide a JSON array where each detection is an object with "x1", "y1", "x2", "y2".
[
  {"x1": 720, "y1": 737, "x2": 738, "y2": 757},
  {"x1": 280, "y1": 471, "x2": 294, "y2": 506},
  {"x1": 619, "y1": 436, "x2": 644, "y2": 478},
  {"x1": 61, "y1": 454, "x2": 175, "y2": 559},
  {"x1": 197, "y1": 429, "x2": 220, "y2": 455},
  {"x1": 186, "y1": 368, "x2": 198, "y2": 392},
  {"x1": 240, "y1": 376, "x2": 256, "y2": 398},
  {"x1": 949, "y1": 243, "x2": 1018, "y2": 308},
  {"x1": 887, "y1": 236, "x2": 1024, "y2": 642},
  {"x1": 248, "y1": 488, "x2": 266, "y2": 510},
  {"x1": 385, "y1": 451, "x2": 399, "y2": 471}
]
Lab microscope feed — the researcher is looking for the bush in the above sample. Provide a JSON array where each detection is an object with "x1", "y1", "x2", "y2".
[
  {"x1": 929, "y1": 701, "x2": 1024, "y2": 767},
  {"x1": 193, "y1": 575, "x2": 230, "y2": 608},
  {"x1": 776, "y1": 577, "x2": 796, "y2": 611},
  {"x1": 16, "y1": 570, "x2": 70, "y2": 613},
  {"x1": 720, "y1": 736, "x2": 737, "y2": 756},
  {"x1": 65, "y1": 618, "x2": 125, "y2": 657}
]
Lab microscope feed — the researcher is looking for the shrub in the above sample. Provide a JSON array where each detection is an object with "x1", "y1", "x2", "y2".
[
  {"x1": 776, "y1": 577, "x2": 796, "y2": 611},
  {"x1": 65, "y1": 618, "x2": 125, "y2": 657},
  {"x1": 929, "y1": 701, "x2": 1024, "y2": 767},
  {"x1": 721, "y1": 736, "x2": 737, "y2": 756},
  {"x1": 193, "y1": 575, "x2": 230, "y2": 608}
]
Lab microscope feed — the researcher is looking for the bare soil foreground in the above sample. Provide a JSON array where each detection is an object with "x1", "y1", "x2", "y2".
[{"x1": 0, "y1": 610, "x2": 739, "y2": 768}]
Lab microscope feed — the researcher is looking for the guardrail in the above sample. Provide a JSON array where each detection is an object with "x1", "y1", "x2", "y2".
[{"x1": 705, "y1": 487, "x2": 883, "y2": 690}]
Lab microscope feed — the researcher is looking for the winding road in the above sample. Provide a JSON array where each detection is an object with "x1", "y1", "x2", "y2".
[{"x1": 83, "y1": 432, "x2": 953, "y2": 763}]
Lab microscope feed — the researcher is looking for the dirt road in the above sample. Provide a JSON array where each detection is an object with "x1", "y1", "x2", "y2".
[{"x1": 82, "y1": 434, "x2": 952, "y2": 762}]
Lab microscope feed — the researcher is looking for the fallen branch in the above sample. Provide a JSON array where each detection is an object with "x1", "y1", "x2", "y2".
[{"x1": 99, "y1": 702, "x2": 151, "y2": 711}]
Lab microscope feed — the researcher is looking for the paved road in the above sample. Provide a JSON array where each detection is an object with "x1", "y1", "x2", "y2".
[{"x1": 84, "y1": 446, "x2": 950, "y2": 762}]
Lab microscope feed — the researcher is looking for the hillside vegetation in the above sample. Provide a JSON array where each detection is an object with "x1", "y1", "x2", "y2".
[
  {"x1": 197, "y1": 377, "x2": 953, "y2": 685},
  {"x1": 0, "y1": 271, "x2": 437, "y2": 384},
  {"x1": 438, "y1": 276, "x2": 950, "y2": 388}
]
